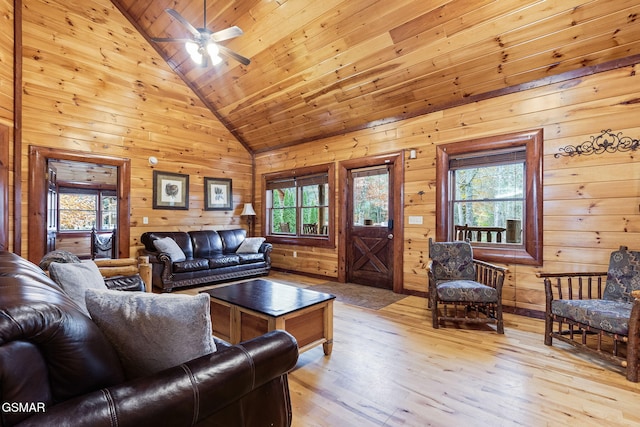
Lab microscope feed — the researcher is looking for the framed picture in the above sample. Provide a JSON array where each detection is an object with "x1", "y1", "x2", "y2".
[
  {"x1": 204, "y1": 177, "x2": 233, "y2": 211},
  {"x1": 153, "y1": 171, "x2": 189, "y2": 210}
]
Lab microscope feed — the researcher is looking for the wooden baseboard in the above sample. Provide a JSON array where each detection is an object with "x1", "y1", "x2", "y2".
[{"x1": 270, "y1": 267, "x2": 334, "y2": 282}]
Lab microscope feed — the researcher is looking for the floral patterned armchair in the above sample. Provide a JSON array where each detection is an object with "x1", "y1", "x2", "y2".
[
  {"x1": 538, "y1": 246, "x2": 640, "y2": 382},
  {"x1": 428, "y1": 238, "x2": 507, "y2": 334}
]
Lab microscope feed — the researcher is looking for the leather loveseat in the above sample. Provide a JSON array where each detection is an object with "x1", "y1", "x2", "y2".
[
  {"x1": 0, "y1": 251, "x2": 298, "y2": 427},
  {"x1": 140, "y1": 229, "x2": 272, "y2": 292}
]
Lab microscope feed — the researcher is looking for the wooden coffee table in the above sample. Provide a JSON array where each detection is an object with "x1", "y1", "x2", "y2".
[{"x1": 202, "y1": 279, "x2": 335, "y2": 355}]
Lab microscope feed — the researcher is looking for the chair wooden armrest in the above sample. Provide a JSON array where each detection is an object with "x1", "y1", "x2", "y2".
[
  {"x1": 94, "y1": 257, "x2": 152, "y2": 292},
  {"x1": 473, "y1": 259, "x2": 507, "y2": 291},
  {"x1": 536, "y1": 271, "x2": 608, "y2": 301}
]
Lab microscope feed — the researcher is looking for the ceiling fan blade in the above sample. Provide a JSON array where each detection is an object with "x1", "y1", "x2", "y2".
[
  {"x1": 151, "y1": 37, "x2": 193, "y2": 43},
  {"x1": 218, "y1": 45, "x2": 251, "y2": 66},
  {"x1": 210, "y1": 26, "x2": 244, "y2": 42},
  {"x1": 165, "y1": 8, "x2": 200, "y2": 38}
]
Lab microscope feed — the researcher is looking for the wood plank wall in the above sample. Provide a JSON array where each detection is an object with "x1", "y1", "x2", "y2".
[
  {"x1": 255, "y1": 65, "x2": 640, "y2": 313},
  {"x1": 5, "y1": 0, "x2": 640, "y2": 313},
  {"x1": 0, "y1": 0, "x2": 15, "y2": 252},
  {"x1": 0, "y1": 0, "x2": 13, "y2": 126},
  {"x1": 17, "y1": 0, "x2": 253, "y2": 258}
]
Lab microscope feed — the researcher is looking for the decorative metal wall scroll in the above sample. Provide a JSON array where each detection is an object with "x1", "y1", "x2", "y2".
[{"x1": 555, "y1": 129, "x2": 640, "y2": 158}]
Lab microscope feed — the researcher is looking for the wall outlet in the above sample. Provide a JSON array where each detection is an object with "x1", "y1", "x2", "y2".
[
  {"x1": 293, "y1": 251, "x2": 297, "y2": 258},
  {"x1": 143, "y1": 216, "x2": 148, "y2": 224}
]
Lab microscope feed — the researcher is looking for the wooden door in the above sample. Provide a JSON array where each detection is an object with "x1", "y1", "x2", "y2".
[{"x1": 346, "y1": 165, "x2": 394, "y2": 289}]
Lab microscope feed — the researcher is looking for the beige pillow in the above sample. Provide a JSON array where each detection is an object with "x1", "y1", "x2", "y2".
[
  {"x1": 236, "y1": 237, "x2": 266, "y2": 254},
  {"x1": 153, "y1": 237, "x2": 187, "y2": 262},
  {"x1": 85, "y1": 289, "x2": 216, "y2": 379}
]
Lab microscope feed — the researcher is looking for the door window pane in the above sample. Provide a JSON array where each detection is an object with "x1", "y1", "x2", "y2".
[{"x1": 352, "y1": 168, "x2": 389, "y2": 226}]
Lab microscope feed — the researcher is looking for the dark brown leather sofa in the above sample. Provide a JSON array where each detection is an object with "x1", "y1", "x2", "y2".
[
  {"x1": 0, "y1": 251, "x2": 298, "y2": 426},
  {"x1": 140, "y1": 229, "x2": 272, "y2": 292}
]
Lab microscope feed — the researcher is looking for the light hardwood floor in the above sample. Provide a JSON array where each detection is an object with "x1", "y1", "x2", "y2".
[{"x1": 185, "y1": 272, "x2": 640, "y2": 426}]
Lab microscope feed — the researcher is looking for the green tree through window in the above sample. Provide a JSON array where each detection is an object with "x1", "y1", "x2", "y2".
[
  {"x1": 452, "y1": 161, "x2": 524, "y2": 242},
  {"x1": 436, "y1": 129, "x2": 543, "y2": 265},
  {"x1": 264, "y1": 164, "x2": 334, "y2": 246}
]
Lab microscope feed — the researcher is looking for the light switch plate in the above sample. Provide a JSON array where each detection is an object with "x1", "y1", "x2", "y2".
[{"x1": 408, "y1": 216, "x2": 423, "y2": 225}]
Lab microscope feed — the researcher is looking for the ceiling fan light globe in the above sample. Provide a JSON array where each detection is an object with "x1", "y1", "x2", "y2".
[
  {"x1": 206, "y1": 42, "x2": 219, "y2": 58},
  {"x1": 210, "y1": 54, "x2": 223, "y2": 65},
  {"x1": 185, "y1": 40, "x2": 199, "y2": 56},
  {"x1": 190, "y1": 52, "x2": 204, "y2": 65}
]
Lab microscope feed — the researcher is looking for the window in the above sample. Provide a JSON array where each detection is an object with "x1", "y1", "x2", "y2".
[
  {"x1": 264, "y1": 164, "x2": 334, "y2": 247},
  {"x1": 436, "y1": 129, "x2": 542, "y2": 265},
  {"x1": 58, "y1": 188, "x2": 117, "y2": 231},
  {"x1": 450, "y1": 149, "x2": 525, "y2": 242}
]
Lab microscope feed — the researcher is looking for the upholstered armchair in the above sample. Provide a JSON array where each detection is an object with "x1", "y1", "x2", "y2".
[
  {"x1": 538, "y1": 245, "x2": 640, "y2": 381},
  {"x1": 428, "y1": 238, "x2": 507, "y2": 334}
]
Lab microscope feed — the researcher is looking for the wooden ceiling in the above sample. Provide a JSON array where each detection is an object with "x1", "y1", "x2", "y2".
[{"x1": 110, "y1": 0, "x2": 640, "y2": 154}]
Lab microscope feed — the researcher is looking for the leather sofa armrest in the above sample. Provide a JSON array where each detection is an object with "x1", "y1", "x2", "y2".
[
  {"x1": 152, "y1": 251, "x2": 175, "y2": 278},
  {"x1": 259, "y1": 242, "x2": 273, "y2": 253},
  {"x1": 18, "y1": 330, "x2": 299, "y2": 427},
  {"x1": 260, "y1": 242, "x2": 273, "y2": 267},
  {"x1": 104, "y1": 274, "x2": 145, "y2": 292},
  {"x1": 140, "y1": 249, "x2": 168, "y2": 266}
]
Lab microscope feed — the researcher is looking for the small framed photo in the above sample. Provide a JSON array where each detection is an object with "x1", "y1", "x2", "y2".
[
  {"x1": 204, "y1": 177, "x2": 233, "y2": 211},
  {"x1": 153, "y1": 171, "x2": 189, "y2": 210}
]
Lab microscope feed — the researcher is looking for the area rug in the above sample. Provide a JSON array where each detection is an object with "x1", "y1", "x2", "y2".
[{"x1": 308, "y1": 282, "x2": 407, "y2": 310}]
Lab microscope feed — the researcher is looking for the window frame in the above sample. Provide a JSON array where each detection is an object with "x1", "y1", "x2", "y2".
[
  {"x1": 436, "y1": 129, "x2": 543, "y2": 265},
  {"x1": 57, "y1": 186, "x2": 118, "y2": 233},
  {"x1": 263, "y1": 163, "x2": 335, "y2": 248}
]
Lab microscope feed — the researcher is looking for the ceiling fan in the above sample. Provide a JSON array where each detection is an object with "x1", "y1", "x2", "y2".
[{"x1": 151, "y1": 0, "x2": 250, "y2": 67}]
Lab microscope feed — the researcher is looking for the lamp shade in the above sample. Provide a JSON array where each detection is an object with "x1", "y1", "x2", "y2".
[{"x1": 241, "y1": 203, "x2": 256, "y2": 216}]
